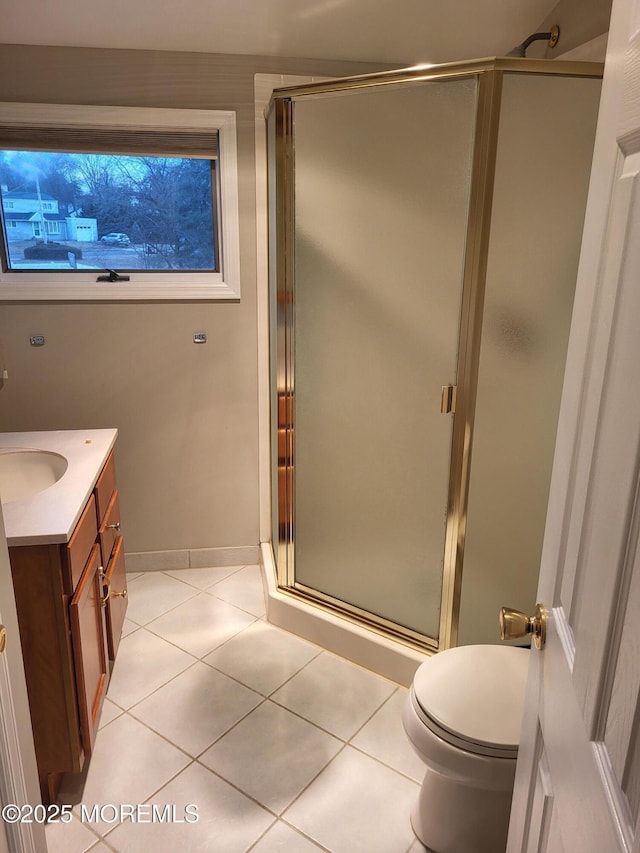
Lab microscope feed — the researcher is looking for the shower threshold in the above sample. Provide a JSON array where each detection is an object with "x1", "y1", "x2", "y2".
[{"x1": 260, "y1": 543, "x2": 429, "y2": 687}]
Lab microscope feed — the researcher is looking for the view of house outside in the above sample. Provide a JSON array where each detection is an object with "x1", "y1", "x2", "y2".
[{"x1": 0, "y1": 150, "x2": 217, "y2": 272}]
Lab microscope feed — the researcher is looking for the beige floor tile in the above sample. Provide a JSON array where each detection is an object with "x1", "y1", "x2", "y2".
[
  {"x1": 98, "y1": 698, "x2": 123, "y2": 730},
  {"x1": 209, "y1": 564, "x2": 266, "y2": 617},
  {"x1": 105, "y1": 762, "x2": 274, "y2": 853},
  {"x1": 271, "y1": 652, "x2": 395, "y2": 740},
  {"x1": 251, "y1": 820, "x2": 325, "y2": 851},
  {"x1": 44, "y1": 815, "x2": 101, "y2": 853},
  {"x1": 146, "y1": 592, "x2": 256, "y2": 657},
  {"x1": 165, "y1": 564, "x2": 244, "y2": 590},
  {"x1": 124, "y1": 572, "x2": 198, "y2": 626},
  {"x1": 284, "y1": 746, "x2": 418, "y2": 853},
  {"x1": 120, "y1": 618, "x2": 139, "y2": 640},
  {"x1": 129, "y1": 661, "x2": 262, "y2": 756},
  {"x1": 107, "y1": 628, "x2": 195, "y2": 708},
  {"x1": 200, "y1": 700, "x2": 342, "y2": 815},
  {"x1": 351, "y1": 689, "x2": 425, "y2": 781},
  {"x1": 58, "y1": 715, "x2": 190, "y2": 824},
  {"x1": 203, "y1": 621, "x2": 321, "y2": 695}
]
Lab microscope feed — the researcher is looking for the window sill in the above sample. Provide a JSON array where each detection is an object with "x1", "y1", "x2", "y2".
[{"x1": 0, "y1": 273, "x2": 240, "y2": 301}]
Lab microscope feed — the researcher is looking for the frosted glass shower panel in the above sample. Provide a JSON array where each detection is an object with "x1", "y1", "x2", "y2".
[
  {"x1": 457, "y1": 73, "x2": 602, "y2": 645},
  {"x1": 292, "y1": 79, "x2": 478, "y2": 638}
]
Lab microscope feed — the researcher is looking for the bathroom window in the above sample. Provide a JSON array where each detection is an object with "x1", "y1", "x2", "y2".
[{"x1": 0, "y1": 103, "x2": 241, "y2": 300}]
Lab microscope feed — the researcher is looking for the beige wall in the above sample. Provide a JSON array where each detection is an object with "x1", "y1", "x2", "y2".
[
  {"x1": 0, "y1": 44, "x2": 389, "y2": 553},
  {"x1": 531, "y1": 0, "x2": 612, "y2": 57}
]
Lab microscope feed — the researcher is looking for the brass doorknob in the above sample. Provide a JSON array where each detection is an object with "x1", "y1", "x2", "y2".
[{"x1": 499, "y1": 604, "x2": 547, "y2": 650}]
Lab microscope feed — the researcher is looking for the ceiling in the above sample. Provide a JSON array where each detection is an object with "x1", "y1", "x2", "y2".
[{"x1": 1, "y1": 0, "x2": 560, "y2": 66}]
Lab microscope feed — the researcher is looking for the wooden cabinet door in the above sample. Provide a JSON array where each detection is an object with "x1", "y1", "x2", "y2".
[
  {"x1": 63, "y1": 494, "x2": 98, "y2": 594},
  {"x1": 69, "y1": 544, "x2": 108, "y2": 758},
  {"x1": 103, "y1": 536, "x2": 128, "y2": 660}
]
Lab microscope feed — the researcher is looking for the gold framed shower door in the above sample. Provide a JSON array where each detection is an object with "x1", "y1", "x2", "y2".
[{"x1": 268, "y1": 57, "x2": 603, "y2": 653}]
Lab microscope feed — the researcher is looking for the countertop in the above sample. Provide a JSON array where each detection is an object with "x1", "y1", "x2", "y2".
[{"x1": 0, "y1": 429, "x2": 118, "y2": 546}]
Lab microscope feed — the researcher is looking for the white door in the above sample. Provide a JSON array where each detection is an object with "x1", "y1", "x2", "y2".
[{"x1": 507, "y1": 0, "x2": 640, "y2": 849}]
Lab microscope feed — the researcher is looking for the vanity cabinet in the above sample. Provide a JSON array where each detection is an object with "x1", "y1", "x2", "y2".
[{"x1": 8, "y1": 451, "x2": 128, "y2": 804}]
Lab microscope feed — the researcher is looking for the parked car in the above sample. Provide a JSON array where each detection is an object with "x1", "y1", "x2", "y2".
[{"x1": 100, "y1": 232, "x2": 131, "y2": 246}]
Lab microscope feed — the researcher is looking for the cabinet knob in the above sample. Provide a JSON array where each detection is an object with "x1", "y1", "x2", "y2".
[
  {"x1": 106, "y1": 522, "x2": 121, "y2": 533},
  {"x1": 0, "y1": 625, "x2": 6, "y2": 655},
  {"x1": 111, "y1": 589, "x2": 127, "y2": 599}
]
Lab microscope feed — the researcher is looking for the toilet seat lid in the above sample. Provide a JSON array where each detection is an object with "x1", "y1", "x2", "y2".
[{"x1": 412, "y1": 645, "x2": 529, "y2": 752}]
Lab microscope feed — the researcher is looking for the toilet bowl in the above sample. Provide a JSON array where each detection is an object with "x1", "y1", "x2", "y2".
[{"x1": 402, "y1": 645, "x2": 529, "y2": 853}]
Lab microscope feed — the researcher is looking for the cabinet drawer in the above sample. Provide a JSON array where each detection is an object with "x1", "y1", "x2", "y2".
[
  {"x1": 69, "y1": 544, "x2": 108, "y2": 758},
  {"x1": 94, "y1": 452, "x2": 116, "y2": 525},
  {"x1": 99, "y1": 489, "x2": 121, "y2": 566},
  {"x1": 64, "y1": 494, "x2": 98, "y2": 594},
  {"x1": 103, "y1": 536, "x2": 128, "y2": 661}
]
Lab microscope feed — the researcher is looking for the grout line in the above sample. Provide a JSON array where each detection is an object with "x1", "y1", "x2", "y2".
[
  {"x1": 49, "y1": 817, "x2": 104, "y2": 849},
  {"x1": 319, "y1": 643, "x2": 405, "y2": 689},
  {"x1": 347, "y1": 741, "x2": 421, "y2": 786},
  {"x1": 191, "y1": 695, "x2": 270, "y2": 759},
  {"x1": 166, "y1": 562, "x2": 248, "y2": 583},
  {"x1": 117, "y1": 659, "x2": 264, "y2": 734},
  {"x1": 141, "y1": 614, "x2": 259, "y2": 660},
  {"x1": 262, "y1": 647, "x2": 324, "y2": 698},
  {"x1": 191, "y1": 755, "x2": 280, "y2": 817},
  {"x1": 246, "y1": 818, "x2": 333, "y2": 853},
  {"x1": 109, "y1": 708, "x2": 197, "y2": 760},
  {"x1": 346, "y1": 686, "x2": 401, "y2": 742},
  {"x1": 94, "y1": 758, "x2": 199, "y2": 842},
  {"x1": 120, "y1": 579, "x2": 200, "y2": 626},
  {"x1": 204, "y1": 586, "x2": 267, "y2": 620}
]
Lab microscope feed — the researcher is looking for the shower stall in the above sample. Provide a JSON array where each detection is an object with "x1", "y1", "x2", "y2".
[{"x1": 267, "y1": 57, "x2": 602, "y2": 656}]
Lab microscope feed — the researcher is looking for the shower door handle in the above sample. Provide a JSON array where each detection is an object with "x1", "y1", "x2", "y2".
[{"x1": 440, "y1": 385, "x2": 457, "y2": 414}]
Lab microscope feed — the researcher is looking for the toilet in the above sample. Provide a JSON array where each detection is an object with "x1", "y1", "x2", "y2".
[{"x1": 402, "y1": 645, "x2": 529, "y2": 853}]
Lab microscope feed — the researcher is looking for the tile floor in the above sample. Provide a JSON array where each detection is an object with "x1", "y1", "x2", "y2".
[{"x1": 45, "y1": 564, "x2": 428, "y2": 853}]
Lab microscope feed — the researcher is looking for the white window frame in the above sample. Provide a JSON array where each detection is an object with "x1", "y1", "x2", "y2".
[{"x1": 0, "y1": 103, "x2": 241, "y2": 301}]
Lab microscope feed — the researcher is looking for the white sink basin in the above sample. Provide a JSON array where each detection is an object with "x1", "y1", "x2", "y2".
[{"x1": 0, "y1": 448, "x2": 68, "y2": 503}]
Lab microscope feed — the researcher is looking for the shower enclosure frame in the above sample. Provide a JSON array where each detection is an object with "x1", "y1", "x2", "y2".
[{"x1": 268, "y1": 57, "x2": 603, "y2": 653}]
